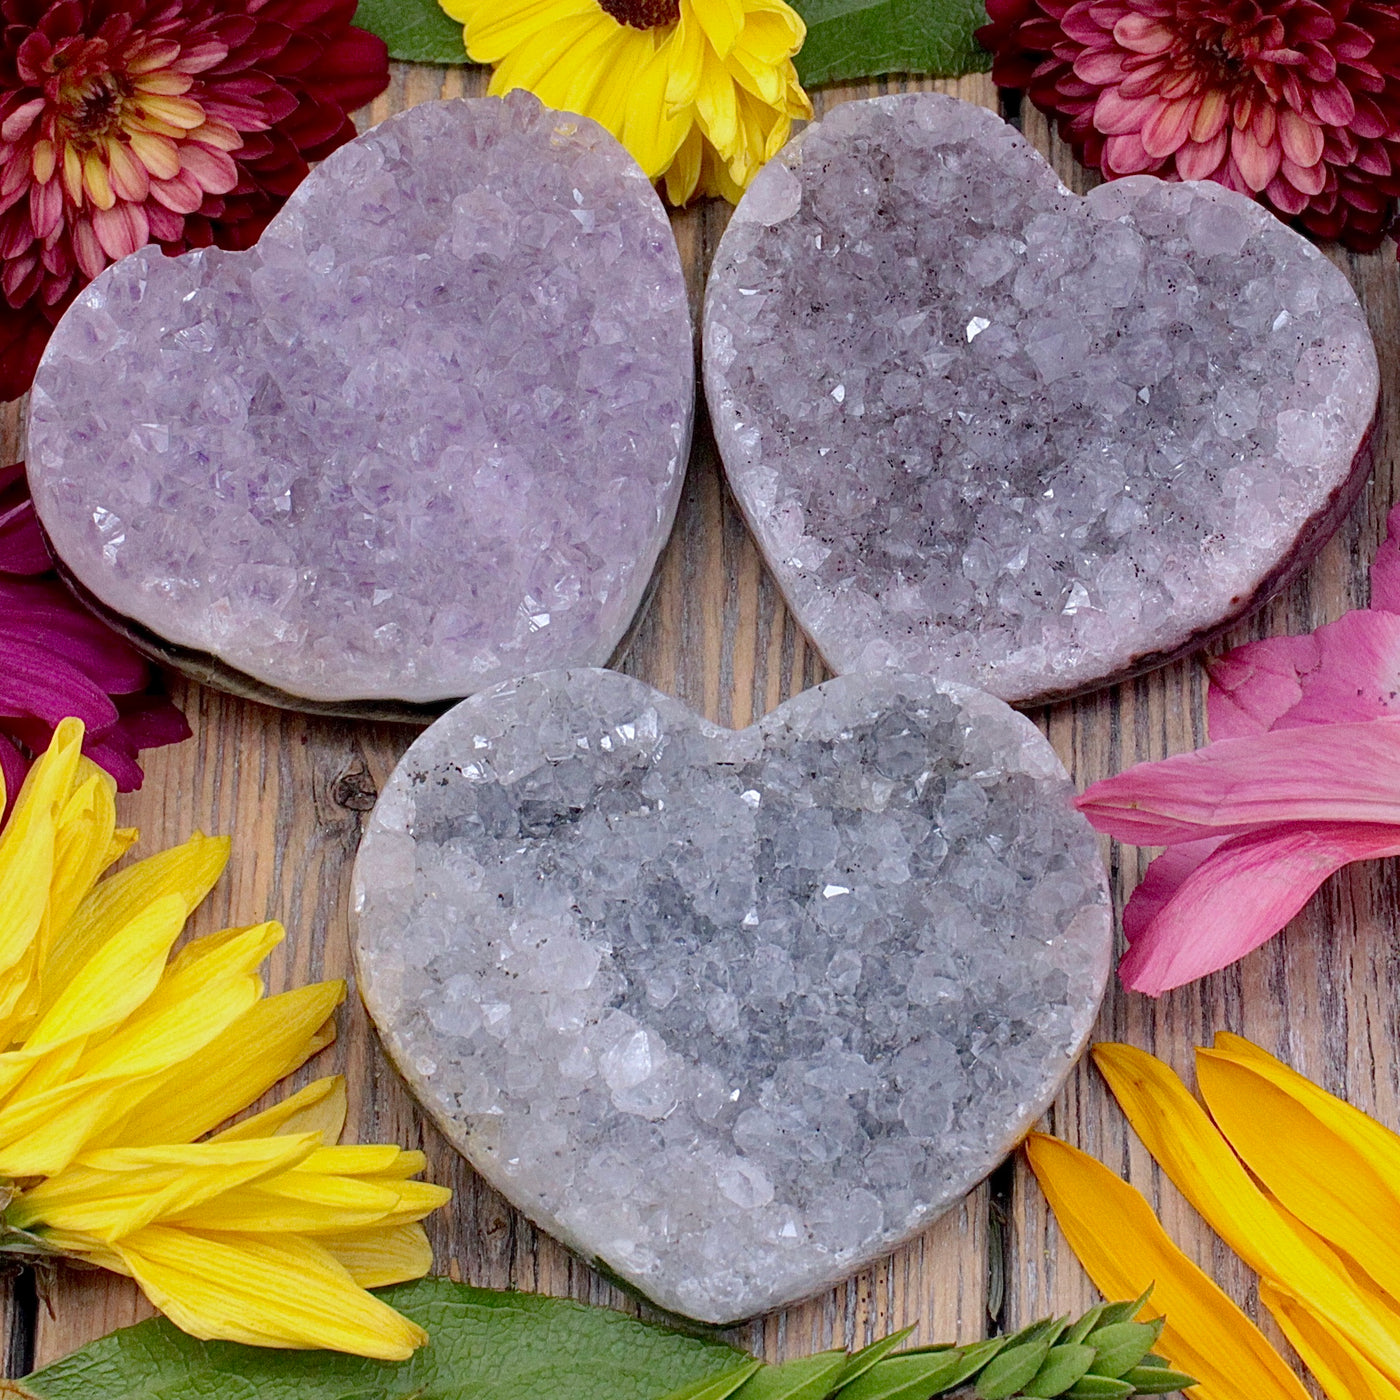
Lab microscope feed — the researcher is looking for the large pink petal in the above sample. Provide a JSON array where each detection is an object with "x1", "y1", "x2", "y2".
[
  {"x1": 1119, "y1": 821, "x2": 1400, "y2": 995},
  {"x1": 1372, "y1": 502, "x2": 1400, "y2": 612},
  {"x1": 1206, "y1": 610, "x2": 1400, "y2": 739},
  {"x1": 1075, "y1": 717, "x2": 1400, "y2": 844},
  {"x1": 1121, "y1": 836, "x2": 1230, "y2": 943}
]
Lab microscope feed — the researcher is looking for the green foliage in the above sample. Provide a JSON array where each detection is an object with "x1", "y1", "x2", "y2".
[
  {"x1": 22, "y1": 1278, "x2": 1196, "y2": 1400},
  {"x1": 352, "y1": 0, "x2": 993, "y2": 83},
  {"x1": 354, "y1": 0, "x2": 468, "y2": 65},
  {"x1": 788, "y1": 0, "x2": 991, "y2": 85}
]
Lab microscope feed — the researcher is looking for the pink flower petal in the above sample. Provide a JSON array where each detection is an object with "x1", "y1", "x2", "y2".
[
  {"x1": 1119, "y1": 821, "x2": 1400, "y2": 995},
  {"x1": 1206, "y1": 610, "x2": 1400, "y2": 740},
  {"x1": 1121, "y1": 835, "x2": 1229, "y2": 943},
  {"x1": 1370, "y1": 503, "x2": 1400, "y2": 611},
  {"x1": 1075, "y1": 717, "x2": 1400, "y2": 845}
]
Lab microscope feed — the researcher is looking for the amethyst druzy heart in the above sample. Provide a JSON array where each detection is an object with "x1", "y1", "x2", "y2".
[
  {"x1": 25, "y1": 93, "x2": 693, "y2": 709},
  {"x1": 353, "y1": 668, "x2": 1111, "y2": 1322},
  {"x1": 703, "y1": 94, "x2": 1379, "y2": 706}
]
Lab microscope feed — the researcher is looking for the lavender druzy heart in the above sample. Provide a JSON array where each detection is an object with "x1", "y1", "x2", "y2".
[
  {"x1": 353, "y1": 668, "x2": 1111, "y2": 1322},
  {"x1": 25, "y1": 93, "x2": 692, "y2": 708},
  {"x1": 703, "y1": 94, "x2": 1379, "y2": 706}
]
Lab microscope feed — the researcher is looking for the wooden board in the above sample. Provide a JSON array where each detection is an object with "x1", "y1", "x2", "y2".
[{"x1": 10, "y1": 58, "x2": 1396, "y2": 1391}]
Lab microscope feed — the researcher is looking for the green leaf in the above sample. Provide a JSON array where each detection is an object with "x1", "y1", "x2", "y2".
[
  {"x1": 838, "y1": 1339, "x2": 1006, "y2": 1400},
  {"x1": 1020, "y1": 1344, "x2": 1097, "y2": 1398},
  {"x1": 1085, "y1": 1323, "x2": 1162, "y2": 1379},
  {"x1": 1118, "y1": 1366, "x2": 1199, "y2": 1396},
  {"x1": 663, "y1": 1362, "x2": 765, "y2": 1400},
  {"x1": 789, "y1": 0, "x2": 992, "y2": 86},
  {"x1": 1065, "y1": 1377, "x2": 1136, "y2": 1399},
  {"x1": 23, "y1": 1278, "x2": 746, "y2": 1400},
  {"x1": 354, "y1": 0, "x2": 472, "y2": 65},
  {"x1": 974, "y1": 1337, "x2": 1053, "y2": 1400},
  {"x1": 834, "y1": 1328, "x2": 921, "y2": 1390},
  {"x1": 729, "y1": 1351, "x2": 849, "y2": 1399}
]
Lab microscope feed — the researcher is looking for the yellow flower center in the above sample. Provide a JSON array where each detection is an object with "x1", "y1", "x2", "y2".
[{"x1": 597, "y1": 0, "x2": 680, "y2": 30}]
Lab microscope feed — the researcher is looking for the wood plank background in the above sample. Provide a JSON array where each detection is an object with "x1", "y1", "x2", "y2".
[{"x1": 3, "y1": 57, "x2": 1394, "y2": 1392}]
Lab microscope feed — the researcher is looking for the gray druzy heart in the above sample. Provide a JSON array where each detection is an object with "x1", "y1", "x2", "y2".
[
  {"x1": 703, "y1": 94, "x2": 1379, "y2": 706},
  {"x1": 25, "y1": 93, "x2": 692, "y2": 708},
  {"x1": 353, "y1": 668, "x2": 1110, "y2": 1322}
]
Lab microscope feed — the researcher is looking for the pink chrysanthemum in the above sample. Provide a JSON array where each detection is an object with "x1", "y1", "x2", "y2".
[
  {"x1": 0, "y1": 0, "x2": 389, "y2": 401},
  {"x1": 978, "y1": 0, "x2": 1400, "y2": 250},
  {"x1": 0, "y1": 462, "x2": 189, "y2": 805}
]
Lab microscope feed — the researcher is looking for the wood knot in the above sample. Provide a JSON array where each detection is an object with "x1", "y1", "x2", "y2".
[{"x1": 332, "y1": 765, "x2": 379, "y2": 811}]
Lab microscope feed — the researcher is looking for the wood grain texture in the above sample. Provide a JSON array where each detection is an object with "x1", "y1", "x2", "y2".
[{"x1": 15, "y1": 57, "x2": 1395, "y2": 1394}]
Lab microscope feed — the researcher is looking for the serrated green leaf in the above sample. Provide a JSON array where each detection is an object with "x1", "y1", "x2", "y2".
[
  {"x1": 1119, "y1": 1366, "x2": 1198, "y2": 1395},
  {"x1": 23, "y1": 1278, "x2": 746, "y2": 1400},
  {"x1": 664, "y1": 1362, "x2": 764, "y2": 1400},
  {"x1": 1065, "y1": 1376, "x2": 1135, "y2": 1399},
  {"x1": 1085, "y1": 1322, "x2": 1161, "y2": 1379},
  {"x1": 790, "y1": 0, "x2": 991, "y2": 86},
  {"x1": 975, "y1": 1338, "x2": 1053, "y2": 1400},
  {"x1": 1020, "y1": 1344, "x2": 1097, "y2": 1398},
  {"x1": 354, "y1": 0, "x2": 472, "y2": 65},
  {"x1": 730, "y1": 1351, "x2": 848, "y2": 1400}
]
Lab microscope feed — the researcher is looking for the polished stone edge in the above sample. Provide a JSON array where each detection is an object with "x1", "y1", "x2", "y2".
[{"x1": 43, "y1": 535, "x2": 675, "y2": 723}]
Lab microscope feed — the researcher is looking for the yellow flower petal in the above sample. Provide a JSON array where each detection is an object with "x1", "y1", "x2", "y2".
[
  {"x1": 212, "y1": 1075, "x2": 347, "y2": 1145},
  {"x1": 1263, "y1": 1279, "x2": 1400, "y2": 1400},
  {"x1": 41, "y1": 831, "x2": 230, "y2": 1019},
  {"x1": 321, "y1": 1222, "x2": 435, "y2": 1288},
  {"x1": 24, "y1": 894, "x2": 188, "y2": 1051},
  {"x1": 104, "y1": 1225, "x2": 429, "y2": 1358},
  {"x1": 98, "y1": 981, "x2": 344, "y2": 1148},
  {"x1": 46, "y1": 767, "x2": 119, "y2": 939},
  {"x1": 1095, "y1": 1043, "x2": 1400, "y2": 1386},
  {"x1": 0, "y1": 720, "x2": 83, "y2": 983},
  {"x1": 663, "y1": 122, "x2": 704, "y2": 204},
  {"x1": 10, "y1": 1136, "x2": 320, "y2": 1240},
  {"x1": 459, "y1": 0, "x2": 808, "y2": 202},
  {"x1": 1196, "y1": 1044, "x2": 1400, "y2": 1304},
  {"x1": 1025, "y1": 1133, "x2": 1311, "y2": 1400},
  {"x1": 456, "y1": 0, "x2": 599, "y2": 64}
]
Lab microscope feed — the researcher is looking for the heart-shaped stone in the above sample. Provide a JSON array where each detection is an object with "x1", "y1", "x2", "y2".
[
  {"x1": 353, "y1": 668, "x2": 1110, "y2": 1322},
  {"x1": 25, "y1": 93, "x2": 692, "y2": 709},
  {"x1": 703, "y1": 95, "x2": 1378, "y2": 706}
]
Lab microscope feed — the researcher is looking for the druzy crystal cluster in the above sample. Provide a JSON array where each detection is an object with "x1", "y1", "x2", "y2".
[
  {"x1": 26, "y1": 93, "x2": 693, "y2": 706},
  {"x1": 704, "y1": 94, "x2": 1378, "y2": 705},
  {"x1": 353, "y1": 669, "x2": 1111, "y2": 1321}
]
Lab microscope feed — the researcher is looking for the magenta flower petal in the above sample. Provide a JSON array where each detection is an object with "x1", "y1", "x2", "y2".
[
  {"x1": 1075, "y1": 717, "x2": 1400, "y2": 845},
  {"x1": 1206, "y1": 610, "x2": 1400, "y2": 739},
  {"x1": 0, "y1": 463, "x2": 188, "y2": 797},
  {"x1": 1371, "y1": 502, "x2": 1400, "y2": 611},
  {"x1": 0, "y1": 640, "x2": 120, "y2": 731},
  {"x1": 1119, "y1": 821, "x2": 1400, "y2": 995}
]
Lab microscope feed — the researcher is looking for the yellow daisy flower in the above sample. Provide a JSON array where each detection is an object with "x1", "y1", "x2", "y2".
[
  {"x1": 442, "y1": 0, "x2": 813, "y2": 203},
  {"x1": 0, "y1": 718, "x2": 451, "y2": 1360}
]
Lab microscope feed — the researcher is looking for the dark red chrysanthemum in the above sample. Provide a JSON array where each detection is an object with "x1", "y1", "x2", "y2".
[
  {"x1": 978, "y1": 0, "x2": 1400, "y2": 251},
  {"x1": 0, "y1": 0, "x2": 389, "y2": 400},
  {"x1": 0, "y1": 462, "x2": 189, "y2": 806}
]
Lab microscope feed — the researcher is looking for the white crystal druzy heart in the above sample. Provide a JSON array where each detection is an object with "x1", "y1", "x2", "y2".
[
  {"x1": 353, "y1": 669, "x2": 1110, "y2": 1322},
  {"x1": 704, "y1": 94, "x2": 1379, "y2": 705},
  {"x1": 26, "y1": 94, "x2": 692, "y2": 707}
]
